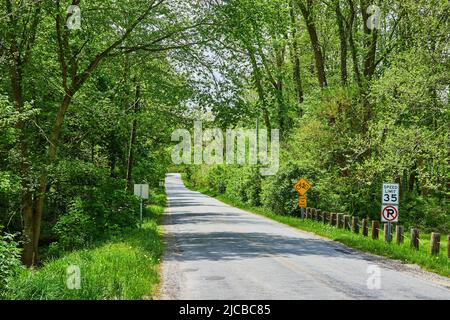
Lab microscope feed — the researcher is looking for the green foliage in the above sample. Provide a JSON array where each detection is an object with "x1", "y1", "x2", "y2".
[
  {"x1": 0, "y1": 171, "x2": 21, "y2": 230},
  {"x1": 38, "y1": 159, "x2": 141, "y2": 257},
  {"x1": 0, "y1": 229, "x2": 22, "y2": 296},
  {"x1": 5, "y1": 193, "x2": 165, "y2": 300},
  {"x1": 53, "y1": 198, "x2": 95, "y2": 252},
  {"x1": 188, "y1": 165, "x2": 263, "y2": 206},
  {"x1": 261, "y1": 164, "x2": 307, "y2": 215},
  {"x1": 6, "y1": 218, "x2": 163, "y2": 300}
]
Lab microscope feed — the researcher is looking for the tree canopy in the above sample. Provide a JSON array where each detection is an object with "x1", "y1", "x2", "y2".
[{"x1": 0, "y1": 0, "x2": 448, "y2": 267}]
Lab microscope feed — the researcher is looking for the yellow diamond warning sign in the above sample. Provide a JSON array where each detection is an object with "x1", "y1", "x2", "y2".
[{"x1": 294, "y1": 178, "x2": 311, "y2": 195}]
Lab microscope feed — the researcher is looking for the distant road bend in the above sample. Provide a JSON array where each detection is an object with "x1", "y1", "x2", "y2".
[{"x1": 159, "y1": 173, "x2": 450, "y2": 300}]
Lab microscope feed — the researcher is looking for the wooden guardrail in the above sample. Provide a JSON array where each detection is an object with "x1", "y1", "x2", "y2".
[{"x1": 303, "y1": 207, "x2": 449, "y2": 258}]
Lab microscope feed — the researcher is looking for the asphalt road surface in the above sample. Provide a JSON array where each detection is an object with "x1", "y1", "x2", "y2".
[{"x1": 159, "y1": 173, "x2": 450, "y2": 300}]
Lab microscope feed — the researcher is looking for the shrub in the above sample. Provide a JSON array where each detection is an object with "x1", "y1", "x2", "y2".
[
  {"x1": 6, "y1": 218, "x2": 163, "y2": 300},
  {"x1": 53, "y1": 198, "x2": 95, "y2": 251},
  {"x1": 0, "y1": 172, "x2": 21, "y2": 231},
  {"x1": 207, "y1": 165, "x2": 227, "y2": 193},
  {"x1": 241, "y1": 167, "x2": 262, "y2": 206},
  {"x1": 261, "y1": 164, "x2": 321, "y2": 215},
  {"x1": 103, "y1": 189, "x2": 139, "y2": 234},
  {"x1": 0, "y1": 228, "x2": 22, "y2": 296}
]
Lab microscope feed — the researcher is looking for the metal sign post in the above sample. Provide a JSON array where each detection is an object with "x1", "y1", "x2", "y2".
[
  {"x1": 387, "y1": 222, "x2": 392, "y2": 243},
  {"x1": 381, "y1": 183, "x2": 399, "y2": 242},
  {"x1": 294, "y1": 178, "x2": 311, "y2": 219},
  {"x1": 134, "y1": 184, "x2": 149, "y2": 223},
  {"x1": 140, "y1": 196, "x2": 143, "y2": 222}
]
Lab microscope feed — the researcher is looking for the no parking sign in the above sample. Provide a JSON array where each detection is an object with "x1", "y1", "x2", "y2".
[
  {"x1": 381, "y1": 183, "x2": 399, "y2": 222},
  {"x1": 381, "y1": 205, "x2": 398, "y2": 222}
]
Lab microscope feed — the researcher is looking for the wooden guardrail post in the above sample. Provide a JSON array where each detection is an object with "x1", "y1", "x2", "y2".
[
  {"x1": 337, "y1": 213, "x2": 344, "y2": 229},
  {"x1": 330, "y1": 213, "x2": 337, "y2": 226},
  {"x1": 371, "y1": 221, "x2": 379, "y2": 240},
  {"x1": 352, "y1": 217, "x2": 359, "y2": 234},
  {"x1": 410, "y1": 228, "x2": 419, "y2": 250},
  {"x1": 306, "y1": 207, "x2": 310, "y2": 219},
  {"x1": 322, "y1": 211, "x2": 328, "y2": 224},
  {"x1": 395, "y1": 225, "x2": 403, "y2": 244},
  {"x1": 344, "y1": 215, "x2": 350, "y2": 230},
  {"x1": 315, "y1": 209, "x2": 321, "y2": 221},
  {"x1": 448, "y1": 235, "x2": 450, "y2": 258},
  {"x1": 362, "y1": 218, "x2": 368, "y2": 237},
  {"x1": 383, "y1": 224, "x2": 392, "y2": 243},
  {"x1": 430, "y1": 233, "x2": 440, "y2": 255}
]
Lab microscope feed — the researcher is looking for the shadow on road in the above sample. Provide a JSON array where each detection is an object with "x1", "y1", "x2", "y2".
[
  {"x1": 164, "y1": 177, "x2": 365, "y2": 263},
  {"x1": 167, "y1": 230, "x2": 353, "y2": 262}
]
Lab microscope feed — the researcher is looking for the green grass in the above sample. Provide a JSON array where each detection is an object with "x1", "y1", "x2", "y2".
[
  {"x1": 5, "y1": 199, "x2": 165, "y2": 300},
  {"x1": 189, "y1": 183, "x2": 450, "y2": 278}
]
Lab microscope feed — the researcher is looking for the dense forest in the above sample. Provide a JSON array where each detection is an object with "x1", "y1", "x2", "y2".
[
  {"x1": 184, "y1": 0, "x2": 449, "y2": 233},
  {"x1": 0, "y1": 0, "x2": 449, "y2": 297}
]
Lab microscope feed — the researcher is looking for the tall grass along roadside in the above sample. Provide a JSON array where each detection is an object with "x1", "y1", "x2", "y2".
[{"x1": 3, "y1": 193, "x2": 166, "y2": 300}]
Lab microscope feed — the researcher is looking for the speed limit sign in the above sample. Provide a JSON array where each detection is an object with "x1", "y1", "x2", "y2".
[{"x1": 381, "y1": 183, "x2": 399, "y2": 222}]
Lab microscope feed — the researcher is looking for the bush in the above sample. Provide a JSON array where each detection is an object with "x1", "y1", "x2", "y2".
[
  {"x1": 261, "y1": 165, "x2": 301, "y2": 215},
  {"x1": 401, "y1": 194, "x2": 450, "y2": 233},
  {"x1": 149, "y1": 191, "x2": 167, "y2": 207},
  {"x1": 52, "y1": 190, "x2": 140, "y2": 253},
  {"x1": 0, "y1": 229, "x2": 22, "y2": 295},
  {"x1": 261, "y1": 164, "x2": 321, "y2": 215},
  {"x1": 7, "y1": 218, "x2": 163, "y2": 300},
  {"x1": 45, "y1": 160, "x2": 141, "y2": 248},
  {"x1": 103, "y1": 189, "x2": 139, "y2": 234},
  {"x1": 0, "y1": 172, "x2": 21, "y2": 232},
  {"x1": 53, "y1": 198, "x2": 95, "y2": 251}
]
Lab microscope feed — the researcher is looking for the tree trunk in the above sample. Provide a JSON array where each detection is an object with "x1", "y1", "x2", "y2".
[
  {"x1": 21, "y1": 193, "x2": 34, "y2": 266},
  {"x1": 247, "y1": 47, "x2": 272, "y2": 135},
  {"x1": 289, "y1": 0, "x2": 304, "y2": 107},
  {"x1": 297, "y1": 0, "x2": 327, "y2": 88},
  {"x1": 275, "y1": 45, "x2": 286, "y2": 132},
  {"x1": 126, "y1": 83, "x2": 141, "y2": 192},
  {"x1": 5, "y1": 0, "x2": 43, "y2": 266},
  {"x1": 30, "y1": 93, "x2": 74, "y2": 265},
  {"x1": 358, "y1": 0, "x2": 378, "y2": 128},
  {"x1": 335, "y1": 0, "x2": 348, "y2": 86},
  {"x1": 7, "y1": 28, "x2": 35, "y2": 265},
  {"x1": 347, "y1": 4, "x2": 362, "y2": 88},
  {"x1": 360, "y1": 0, "x2": 378, "y2": 80}
]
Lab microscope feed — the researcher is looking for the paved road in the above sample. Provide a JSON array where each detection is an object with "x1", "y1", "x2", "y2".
[{"x1": 159, "y1": 173, "x2": 450, "y2": 300}]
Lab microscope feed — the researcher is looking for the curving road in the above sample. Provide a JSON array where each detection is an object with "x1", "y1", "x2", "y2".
[{"x1": 159, "y1": 173, "x2": 450, "y2": 300}]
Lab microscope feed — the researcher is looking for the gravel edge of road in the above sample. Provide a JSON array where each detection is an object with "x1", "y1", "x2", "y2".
[{"x1": 155, "y1": 199, "x2": 179, "y2": 300}]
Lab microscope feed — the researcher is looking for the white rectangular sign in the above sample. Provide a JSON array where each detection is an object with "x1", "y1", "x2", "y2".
[
  {"x1": 382, "y1": 183, "x2": 399, "y2": 205},
  {"x1": 134, "y1": 184, "x2": 149, "y2": 199},
  {"x1": 381, "y1": 183, "x2": 399, "y2": 222}
]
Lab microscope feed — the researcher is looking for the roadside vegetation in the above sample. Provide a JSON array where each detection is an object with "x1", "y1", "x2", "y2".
[
  {"x1": 184, "y1": 176, "x2": 449, "y2": 278},
  {"x1": 1, "y1": 192, "x2": 165, "y2": 300},
  {"x1": 1, "y1": 0, "x2": 193, "y2": 301}
]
